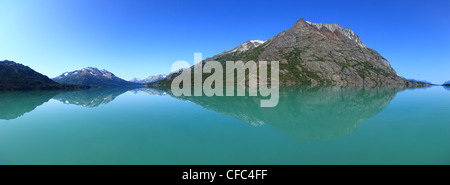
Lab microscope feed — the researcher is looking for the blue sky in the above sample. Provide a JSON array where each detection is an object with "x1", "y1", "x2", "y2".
[{"x1": 1, "y1": 0, "x2": 449, "y2": 83}]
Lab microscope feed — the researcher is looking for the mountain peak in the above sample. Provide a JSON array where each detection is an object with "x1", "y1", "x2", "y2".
[
  {"x1": 129, "y1": 74, "x2": 167, "y2": 84},
  {"x1": 81, "y1": 67, "x2": 106, "y2": 73},
  {"x1": 230, "y1": 40, "x2": 266, "y2": 53},
  {"x1": 82, "y1": 67, "x2": 99, "y2": 70},
  {"x1": 248, "y1": 40, "x2": 265, "y2": 44},
  {"x1": 214, "y1": 40, "x2": 266, "y2": 57},
  {"x1": 53, "y1": 67, "x2": 136, "y2": 87},
  {"x1": 304, "y1": 20, "x2": 367, "y2": 48},
  {"x1": 0, "y1": 60, "x2": 17, "y2": 65},
  {"x1": 291, "y1": 18, "x2": 309, "y2": 29}
]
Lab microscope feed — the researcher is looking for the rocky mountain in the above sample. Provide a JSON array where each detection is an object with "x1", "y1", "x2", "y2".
[
  {"x1": 152, "y1": 18, "x2": 428, "y2": 87},
  {"x1": 129, "y1": 74, "x2": 166, "y2": 84},
  {"x1": 0, "y1": 60, "x2": 89, "y2": 90},
  {"x1": 53, "y1": 67, "x2": 138, "y2": 87}
]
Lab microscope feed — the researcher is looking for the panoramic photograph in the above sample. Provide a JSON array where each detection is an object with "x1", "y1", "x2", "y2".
[{"x1": 1, "y1": 0, "x2": 449, "y2": 180}]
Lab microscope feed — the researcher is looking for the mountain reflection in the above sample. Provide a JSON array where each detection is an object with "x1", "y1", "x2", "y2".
[
  {"x1": 53, "y1": 88, "x2": 133, "y2": 108},
  {"x1": 128, "y1": 88, "x2": 168, "y2": 96},
  {"x1": 0, "y1": 87, "x2": 168, "y2": 120},
  {"x1": 53, "y1": 88, "x2": 169, "y2": 108},
  {"x1": 0, "y1": 91, "x2": 60, "y2": 120},
  {"x1": 166, "y1": 86, "x2": 405, "y2": 142},
  {"x1": 0, "y1": 86, "x2": 405, "y2": 143}
]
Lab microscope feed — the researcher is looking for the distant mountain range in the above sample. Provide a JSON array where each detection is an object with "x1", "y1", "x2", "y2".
[
  {"x1": 0, "y1": 19, "x2": 435, "y2": 89},
  {"x1": 152, "y1": 18, "x2": 429, "y2": 87},
  {"x1": 0, "y1": 60, "x2": 89, "y2": 90},
  {"x1": 129, "y1": 74, "x2": 166, "y2": 84},
  {"x1": 53, "y1": 67, "x2": 139, "y2": 87},
  {"x1": 0, "y1": 60, "x2": 164, "y2": 90}
]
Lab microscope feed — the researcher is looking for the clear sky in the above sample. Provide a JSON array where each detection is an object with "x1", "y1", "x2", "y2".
[{"x1": 1, "y1": 0, "x2": 449, "y2": 83}]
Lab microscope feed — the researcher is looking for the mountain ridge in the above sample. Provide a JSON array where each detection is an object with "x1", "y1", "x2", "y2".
[{"x1": 0, "y1": 60, "x2": 89, "y2": 90}]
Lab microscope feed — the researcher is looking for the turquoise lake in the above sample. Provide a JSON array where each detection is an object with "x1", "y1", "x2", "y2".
[{"x1": 0, "y1": 86, "x2": 449, "y2": 165}]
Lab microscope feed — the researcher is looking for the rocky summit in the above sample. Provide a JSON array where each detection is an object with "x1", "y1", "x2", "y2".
[{"x1": 154, "y1": 18, "x2": 428, "y2": 87}]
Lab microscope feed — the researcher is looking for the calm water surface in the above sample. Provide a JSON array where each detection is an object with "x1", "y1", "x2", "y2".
[{"x1": 0, "y1": 86, "x2": 449, "y2": 164}]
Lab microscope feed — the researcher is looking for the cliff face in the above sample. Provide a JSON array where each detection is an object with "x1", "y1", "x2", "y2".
[{"x1": 153, "y1": 18, "x2": 428, "y2": 87}]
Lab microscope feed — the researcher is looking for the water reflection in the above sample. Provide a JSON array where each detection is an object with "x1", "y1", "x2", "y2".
[
  {"x1": 0, "y1": 88, "x2": 167, "y2": 120},
  {"x1": 444, "y1": 86, "x2": 450, "y2": 91},
  {"x1": 0, "y1": 86, "x2": 405, "y2": 143},
  {"x1": 166, "y1": 86, "x2": 405, "y2": 142},
  {"x1": 128, "y1": 88, "x2": 168, "y2": 96},
  {"x1": 0, "y1": 91, "x2": 60, "y2": 120},
  {"x1": 53, "y1": 88, "x2": 132, "y2": 108}
]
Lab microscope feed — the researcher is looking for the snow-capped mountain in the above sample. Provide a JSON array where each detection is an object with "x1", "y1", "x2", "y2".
[
  {"x1": 129, "y1": 74, "x2": 167, "y2": 84},
  {"x1": 53, "y1": 67, "x2": 138, "y2": 87},
  {"x1": 215, "y1": 40, "x2": 266, "y2": 57}
]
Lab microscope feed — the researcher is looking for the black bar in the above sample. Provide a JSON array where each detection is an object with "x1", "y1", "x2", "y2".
[{"x1": 0, "y1": 165, "x2": 444, "y2": 184}]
